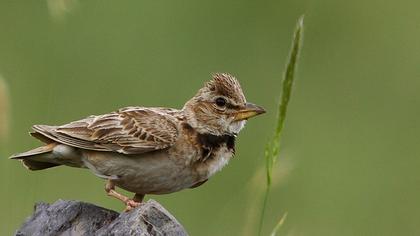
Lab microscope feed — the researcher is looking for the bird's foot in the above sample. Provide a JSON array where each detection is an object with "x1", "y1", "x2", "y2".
[{"x1": 124, "y1": 199, "x2": 141, "y2": 212}]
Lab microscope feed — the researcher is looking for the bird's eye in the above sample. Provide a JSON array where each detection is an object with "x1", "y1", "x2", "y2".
[{"x1": 215, "y1": 97, "x2": 227, "y2": 107}]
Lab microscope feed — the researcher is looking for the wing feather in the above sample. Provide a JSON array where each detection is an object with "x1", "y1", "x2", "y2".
[{"x1": 32, "y1": 107, "x2": 180, "y2": 154}]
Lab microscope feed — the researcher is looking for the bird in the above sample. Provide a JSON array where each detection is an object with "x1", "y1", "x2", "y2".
[{"x1": 10, "y1": 73, "x2": 266, "y2": 211}]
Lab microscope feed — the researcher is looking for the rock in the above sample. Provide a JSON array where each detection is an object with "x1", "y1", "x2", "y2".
[{"x1": 15, "y1": 199, "x2": 188, "y2": 236}]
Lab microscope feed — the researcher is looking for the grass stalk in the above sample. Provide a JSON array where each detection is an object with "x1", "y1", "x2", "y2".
[
  {"x1": 257, "y1": 15, "x2": 304, "y2": 236},
  {"x1": 270, "y1": 212, "x2": 288, "y2": 236}
]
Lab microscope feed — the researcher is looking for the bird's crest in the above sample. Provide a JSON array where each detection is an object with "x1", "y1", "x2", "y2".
[{"x1": 204, "y1": 73, "x2": 245, "y2": 103}]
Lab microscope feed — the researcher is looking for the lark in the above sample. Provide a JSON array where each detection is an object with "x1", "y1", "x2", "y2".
[{"x1": 11, "y1": 73, "x2": 265, "y2": 211}]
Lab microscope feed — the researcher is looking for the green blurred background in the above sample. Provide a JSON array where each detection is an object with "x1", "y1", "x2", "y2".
[{"x1": 1, "y1": 0, "x2": 419, "y2": 235}]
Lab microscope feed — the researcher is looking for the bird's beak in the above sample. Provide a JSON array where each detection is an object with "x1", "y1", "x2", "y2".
[{"x1": 233, "y1": 102, "x2": 266, "y2": 121}]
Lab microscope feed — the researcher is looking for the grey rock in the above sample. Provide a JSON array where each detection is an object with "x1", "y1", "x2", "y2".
[
  {"x1": 15, "y1": 199, "x2": 188, "y2": 236},
  {"x1": 96, "y1": 199, "x2": 188, "y2": 236}
]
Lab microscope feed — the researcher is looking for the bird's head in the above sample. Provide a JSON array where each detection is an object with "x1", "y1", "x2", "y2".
[{"x1": 183, "y1": 73, "x2": 266, "y2": 136}]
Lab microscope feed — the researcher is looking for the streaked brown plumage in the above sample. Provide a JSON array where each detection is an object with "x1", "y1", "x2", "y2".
[{"x1": 11, "y1": 73, "x2": 265, "y2": 211}]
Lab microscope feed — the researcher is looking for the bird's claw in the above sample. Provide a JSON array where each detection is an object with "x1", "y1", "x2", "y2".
[{"x1": 124, "y1": 199, "x2": 141, "y2": 212}]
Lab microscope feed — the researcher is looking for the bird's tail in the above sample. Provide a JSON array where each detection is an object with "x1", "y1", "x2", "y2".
[{"x1": 10, "y1": 143, "x2": 61, "y2": 170}]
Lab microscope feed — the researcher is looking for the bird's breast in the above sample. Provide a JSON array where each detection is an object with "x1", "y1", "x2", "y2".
[
  {"x1": 174, "y1": 124, "x2": 237, "y2": 180},
  {"x1": 196, "y1": 144, "x2": 234, "y2": 178}
]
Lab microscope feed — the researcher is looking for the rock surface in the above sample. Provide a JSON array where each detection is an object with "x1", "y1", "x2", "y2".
[{"x1": 15, "y1": 199, "x2": 188, "y2": 236}]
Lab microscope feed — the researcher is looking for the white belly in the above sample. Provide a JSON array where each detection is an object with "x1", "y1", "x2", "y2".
[{"x1": 82, "y1": 150, "x2": 199, "y2": 194}]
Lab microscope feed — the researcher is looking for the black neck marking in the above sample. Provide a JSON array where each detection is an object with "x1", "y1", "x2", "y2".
[
  {"x1": 197, "y1": 132, "x2": 235, "y2": 161},
  {"x1": 197, "y1": 133, "x2": 235, "y2": 150},
  {"x1": 182, "y1": 123, "x2": 236, "y2": 160}
]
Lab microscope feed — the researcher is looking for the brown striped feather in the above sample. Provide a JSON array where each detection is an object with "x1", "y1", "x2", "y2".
[{"x1": 32, "y1": 107, "x2": 179, "y2": 154}]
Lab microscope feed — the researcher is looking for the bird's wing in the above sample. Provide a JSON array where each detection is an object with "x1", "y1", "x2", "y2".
[{"x1": 32, "y1": 107, "x2": 180, "y2": 154}]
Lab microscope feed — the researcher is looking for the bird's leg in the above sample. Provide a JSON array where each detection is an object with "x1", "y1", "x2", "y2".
[
  {"x1": 105, "y1": 179, "x2": 141, "y2": 211},
  {"x1": 105, "y1": 180, "x2": 129, "y2": 202},
  {"x1": 133, "y1": 193, "x2": 145, "y2": 202}
]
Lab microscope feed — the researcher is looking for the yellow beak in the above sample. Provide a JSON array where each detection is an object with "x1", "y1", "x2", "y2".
[{"x1": 233, "y1": 102, "x2": 266, "y2": 121}]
